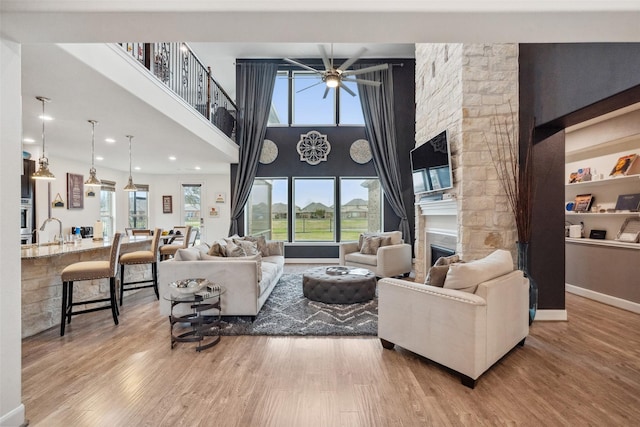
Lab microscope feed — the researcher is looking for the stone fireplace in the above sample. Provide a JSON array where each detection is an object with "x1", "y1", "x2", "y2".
[{"x1": 413, "y1": 43, "x2": 519, "y2": 282}]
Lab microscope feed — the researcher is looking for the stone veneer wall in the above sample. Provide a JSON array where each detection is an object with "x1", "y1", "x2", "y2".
[{"x1": 414, "y1": 43, "x2": 519, "y2": 281}]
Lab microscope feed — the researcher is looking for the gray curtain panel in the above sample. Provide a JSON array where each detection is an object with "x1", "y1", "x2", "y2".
[
  {"x1": 356, "y1": 65, "x2": 411, "y2": 242},
  {"x1": 229, "y1": 62, "x2": 278, "y2": 236}
]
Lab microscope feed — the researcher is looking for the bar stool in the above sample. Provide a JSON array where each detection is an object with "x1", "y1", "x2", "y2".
[
  {"x1": 160, "y1": 225, "x2": 192, "y2": 260},
  {"x1": 119, "y1": 227, "x2": 162, "y2": 305},
  {"x1": 60, "y1": 232, "x2": 122, "y2": 336}
]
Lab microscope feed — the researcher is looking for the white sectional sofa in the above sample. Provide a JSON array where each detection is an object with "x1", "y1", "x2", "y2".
[{"x1": 158, "y1": 241, "x2": 284, "y2": 319}]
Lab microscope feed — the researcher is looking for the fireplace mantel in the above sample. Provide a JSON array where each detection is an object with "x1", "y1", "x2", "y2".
[{"x1": 417, "y1": 198, "x2": 457, "y2": 216}]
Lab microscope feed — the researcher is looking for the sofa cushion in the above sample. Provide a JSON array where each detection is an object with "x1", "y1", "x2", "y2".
[
  {"x1": 200, "y1": 252, "x2": 263, "y2": 281},
  {"x1": 262, "y1": 255, "x2": 285, "y2": 270},
  {"x1": 345, "y1": 251, "x2": 377, "y2": 267},
  {"x1": 434, "y1": 254, "x2": 460, "y2": 266},
  {"x1": 444, "y1": 249, "x2": 514, "y2": 293},
  {"x1": 425, "y1": 265, "x2": 449, "y2": 287},
  {"x1": 358, "y1": 231, "x2": 402, "y2": 251},
  {"x1": 259, "y1": 262, "x2": 279, "y2": 296}
]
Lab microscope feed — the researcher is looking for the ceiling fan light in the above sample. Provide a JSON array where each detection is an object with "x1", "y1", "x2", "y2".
[{"x1": 325, "y1": 75, "x2": 340, "y2": 88}]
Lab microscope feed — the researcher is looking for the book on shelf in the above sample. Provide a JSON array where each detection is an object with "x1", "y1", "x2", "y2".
[{"x1": 609, "y1": 153, "x2": 638, "y2": 177}]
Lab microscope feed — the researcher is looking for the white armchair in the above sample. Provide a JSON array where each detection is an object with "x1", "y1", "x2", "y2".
[
  {"x1": 378, "y1": 269, "x2": 529, "y2": 388},
  {"x1": 339, "y1": 231, "x2": 412, "y2": 277}
]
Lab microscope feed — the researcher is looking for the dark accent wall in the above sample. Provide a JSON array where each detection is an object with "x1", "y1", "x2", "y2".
[
  {"x1": 233, "y1": 58, "x2": 416, "y2": 259},
  {"x1": 519, "y1": 43, "x2": 640, "y2": 310}
]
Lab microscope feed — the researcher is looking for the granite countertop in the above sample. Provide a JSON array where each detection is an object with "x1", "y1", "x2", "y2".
[{"x1": 21, "y1": 235, "x2": 151, "y2": 259}]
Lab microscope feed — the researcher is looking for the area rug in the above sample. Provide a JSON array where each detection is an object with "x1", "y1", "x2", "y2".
[{"x1": 218, "y1": 274, "x2": 378, "y2": 336}]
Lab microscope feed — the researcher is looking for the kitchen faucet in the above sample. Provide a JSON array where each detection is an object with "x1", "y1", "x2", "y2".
[{"x1": 40, "y1": 217, "x2": 63, "y2": 242}]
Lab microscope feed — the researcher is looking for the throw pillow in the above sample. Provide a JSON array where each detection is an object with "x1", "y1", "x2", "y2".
[
  {"x1": 223, "y1": 238, "x2": 246, "y2": 257},
  {"x1": 444, "y1": 249, "x2": 514, "y2": 293},
  {"x1": 360, "y1": 235, "x2": 383, "y2": 255},
  {"x1": 424, "y1": 265, "x2": 450, "y2": 287},
  {"x1": 434, "y1": 254, "x2": 460, "y2": 266},
  {"x1": 207, "y1": 242, "x2": 224, "y2": 257},
  {"x1": 244, "y1": 235, "x2": 269, "y2": 257},
  {"x1": 173, "y1": 247, "x2": 202, "y2": 261},
  {"x1": 379, "y1": 236, "x2": 392, "y2": 248},
  {"x1": 234, "y1": 239, "x2": 259, "y2": 256}
]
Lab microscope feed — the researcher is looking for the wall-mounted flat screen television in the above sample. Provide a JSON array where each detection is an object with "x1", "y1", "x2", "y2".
[{"x1": 410, "y1": 130, "x2": 453, "y2": 195}]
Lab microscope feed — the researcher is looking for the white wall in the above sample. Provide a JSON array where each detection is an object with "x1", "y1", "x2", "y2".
[
  {"x1": 0, "y1": 36, "x2": 26, "y2": 427},
  {"x1": 32, "y1": 155, "x2": 232, "y2": 243}
]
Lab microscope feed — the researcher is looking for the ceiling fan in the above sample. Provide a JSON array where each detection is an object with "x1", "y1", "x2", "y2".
[{"x1": 284, "y1": 45, "x2": 390, "y2": 99}]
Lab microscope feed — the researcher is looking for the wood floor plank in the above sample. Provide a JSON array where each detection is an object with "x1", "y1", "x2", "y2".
[{"x1": 21, "y1": 282, "x2": 640, "y2": 426}]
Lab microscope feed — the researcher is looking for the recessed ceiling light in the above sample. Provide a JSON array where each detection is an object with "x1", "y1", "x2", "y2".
[
  {"x1": 169, "y1": 156, "x2": 176, "y2": 161},
  {"x1": 134, "y1": 166, "x2": 141, "y2": 171},
  {"x1": 23, "y1": 137, "x2": 35, "y2": 143},
  {"x1": 95, "y1": 156, "x2": 104, "y2": 161},
  {"x1": 195, "y1": 166, "x2": 201, "y2": 170},
  {"x1": 105, "y1": 138, "x2": 116, "y2": 143},
  {"x1": 38, "y1": 115, "x2": 53, "y2": 121}
]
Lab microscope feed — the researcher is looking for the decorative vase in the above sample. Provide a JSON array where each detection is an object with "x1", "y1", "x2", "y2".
[{"x1": 517, "y1": 241, "x2": 538, "y2": 325}]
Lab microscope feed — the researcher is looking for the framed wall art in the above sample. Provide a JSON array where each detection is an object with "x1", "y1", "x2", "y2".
[
  {"x1": 162, "y1": 195, "x2": 173, "y2": 214},
  {"x1": 67, "y1": 173, "x2": 84, "y2": 209}
]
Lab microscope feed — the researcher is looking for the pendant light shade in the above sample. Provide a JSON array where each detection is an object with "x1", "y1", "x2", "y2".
[
  {"x1": 123, "y1": 135, "x2": 137, "y2": 192},
  {"x1": 84, "y1": 120, "x2": 102, "y2": 187},
  {"x1": 32, "y1": 96, "x2": 56, "y2": 180}
]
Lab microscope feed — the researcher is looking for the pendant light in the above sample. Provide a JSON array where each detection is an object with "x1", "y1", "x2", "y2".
[
  {"x1": 123, "y1": 135, "x2": 137, "y2": 192},
  {"x1": 32, "y1": 96, "x2": 56, "y2": 180},
  {"x1": 84, "y1": 120, "x2": 102, "y2": 187}
]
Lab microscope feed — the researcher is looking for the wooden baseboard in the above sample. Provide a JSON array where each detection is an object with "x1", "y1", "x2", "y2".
[{"x1": 566, "y1": 283, "x2": 640, "y2": 314}]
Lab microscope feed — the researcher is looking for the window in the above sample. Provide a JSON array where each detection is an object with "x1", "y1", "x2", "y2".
[
  {"x1": 293, "y1": 178, "x2": 335, "y2": 242},
  {"x1": 268, "y1": 71, "x2": 289, "y2": 125},
  {"x1": 246, "y1": 178, "x2": 288, "y2": 241},
  {"x1": 99, "y1": 180, "x2": 116, "y2": 238},
  {"x1": 293, "y1": 71, "x2": 335, "y2": 125},
  {"x1": 182, "y1": 184, "x2": 201, "y2": 236},
  {"x1": 127, "y1": 185, "x2": 149, "y2": 228},
  {"x1": 340, "y1": 178, "x2": 382, "y2": 241},
  {"x1": 339, "y1": 81, "x2": 365, "y2": 125}
]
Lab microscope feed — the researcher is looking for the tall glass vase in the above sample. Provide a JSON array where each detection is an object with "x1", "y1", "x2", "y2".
[{"x1": 517, "y1": 242, "x2": 538, "y2": 325}]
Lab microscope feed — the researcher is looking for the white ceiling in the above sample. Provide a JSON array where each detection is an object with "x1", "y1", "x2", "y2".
[{"x1": 5, "y1": 1, "x2": 640, "y2": 175}]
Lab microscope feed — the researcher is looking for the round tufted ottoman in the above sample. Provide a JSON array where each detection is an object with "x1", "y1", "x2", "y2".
[{"x1": 302, "y1": 266, "x2": 376, "y2": 304}]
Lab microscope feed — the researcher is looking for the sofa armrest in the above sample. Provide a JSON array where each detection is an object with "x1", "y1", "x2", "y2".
[
  {"x1": 376, "y1": 243, "x2": 412, "y2": 277},
  {"x1": 339, "y1": 241, "x2": 359, "y2": 265},
  {"x1": 474, "y1": 270, "x2": 529, "y2": 365}
]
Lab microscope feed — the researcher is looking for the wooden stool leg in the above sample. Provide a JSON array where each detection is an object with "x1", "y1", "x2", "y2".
[
  {"x1": 67, "y1": 283, "x2": 73, "y2": 324},
  {"x1": 60, "y1": 281, "x2": 68, "y2": 336},
  {"x1": 152, "y1": 262, "x2": 159, "y2": 299},
  {"x1": 110, "y1": 277, "x2": 119, "y2": 325},
  {"x1": 119, "y1": 263, "x2": 126, "y2": 306}
]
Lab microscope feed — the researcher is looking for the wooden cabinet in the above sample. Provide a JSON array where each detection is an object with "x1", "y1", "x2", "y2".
[{"x1": 21, "y1": 159, "x2": 35, "y2": 199}]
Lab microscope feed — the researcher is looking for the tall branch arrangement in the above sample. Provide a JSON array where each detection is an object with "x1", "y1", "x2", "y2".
[{"x1": 485, "y1": 107, "x2": 534, "y2": 244}]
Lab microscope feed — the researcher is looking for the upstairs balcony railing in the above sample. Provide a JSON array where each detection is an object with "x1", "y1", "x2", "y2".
[{"x1": 121, "y1": 42, "x2": 237, "y2": 142}]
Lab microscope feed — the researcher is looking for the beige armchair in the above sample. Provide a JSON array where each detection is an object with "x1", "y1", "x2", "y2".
[
  {"x1": 378, "y1": 263, "x2": 529, "y2": 388},
  {"x1": 339, "y1": 230, "x2": 412, "y2": 277}
]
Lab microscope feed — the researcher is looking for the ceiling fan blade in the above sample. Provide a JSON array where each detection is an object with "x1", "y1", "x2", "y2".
[
  {"x1": 342, "y1": 77, "x2": 382, "y2": 87},
  {"x1": 283, "y1": 58, "x2": 323, "y2": 74},
  {"x1": 318, "y1": 45, "x2": 332, "y2": 71},
  {"x1": 342, "y1": 63, "x2": 389, "y2": 77},
  {"x1": 337, "y1": 47, "x2": 367, "y2": 72},
  {"x1": 339, "y1": 81, "x2": 357, "y2": 97},
  {"x1": 296, "y1": 80, "x2": 325, "y2": 93},
  {"x1": 322, "y1": 86, "x2": 331, "y2": 99}
]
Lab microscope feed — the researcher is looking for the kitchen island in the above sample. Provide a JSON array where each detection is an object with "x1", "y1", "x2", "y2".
[{"x1": 21, "y1": 236, "x2": 152, "y2": 338}]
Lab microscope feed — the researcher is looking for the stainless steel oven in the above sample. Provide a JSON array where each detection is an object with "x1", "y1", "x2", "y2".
[{"x1": 20, "y1": 198, "x2": 33, "y2": 244}]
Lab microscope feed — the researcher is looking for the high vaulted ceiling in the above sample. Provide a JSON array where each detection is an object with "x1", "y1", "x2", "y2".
[{"x1": 3, "y1": 1, "x2": 640, "y2": 175}]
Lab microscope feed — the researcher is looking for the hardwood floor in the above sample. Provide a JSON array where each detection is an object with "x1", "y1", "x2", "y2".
[{"x1": 22, "y1": 274, "x2": 640, "y2": 426}]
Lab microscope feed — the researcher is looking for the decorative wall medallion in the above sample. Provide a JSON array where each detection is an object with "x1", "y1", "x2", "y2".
[
  {"x1": 350, "y1": 139, "x2": 372, "y2": 164},
  {"x1": 296, "y1": 131, "x2": 331, "y2": 165},
  {"x1": 260, "y1": 139, "x2": 278, "y2": 164}
]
